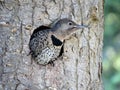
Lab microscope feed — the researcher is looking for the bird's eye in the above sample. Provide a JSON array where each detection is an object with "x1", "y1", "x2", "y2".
[{"x1": 68, "y1": 22, "x2": 72, "y2": 25}]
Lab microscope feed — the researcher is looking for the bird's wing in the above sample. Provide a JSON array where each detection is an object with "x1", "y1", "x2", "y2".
[
  {"x1": 29, "y1": 26, "x2": 50, "y2": 56},
  {"x1": 30, "y1": 26, "x2": 50, "y2": 41}
]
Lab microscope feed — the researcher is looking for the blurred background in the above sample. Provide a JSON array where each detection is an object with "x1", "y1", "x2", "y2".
[{"x1": 103, "y1": 0, "x2": 120, "y2": 90}]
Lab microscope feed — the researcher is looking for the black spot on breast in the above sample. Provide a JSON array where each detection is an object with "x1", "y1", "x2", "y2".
[{"x1": 51, "y1": 35, "x2": 63, "y2": 46}]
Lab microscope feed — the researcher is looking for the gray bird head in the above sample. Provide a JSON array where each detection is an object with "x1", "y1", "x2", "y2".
[{"x1": 51, "y1": 18, "x2": 87, "y2": 41}]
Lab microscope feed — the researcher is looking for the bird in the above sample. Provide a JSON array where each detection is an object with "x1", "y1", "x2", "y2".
[{"x1": 29, "y1": 18, "x2": 87, "y2": 66}]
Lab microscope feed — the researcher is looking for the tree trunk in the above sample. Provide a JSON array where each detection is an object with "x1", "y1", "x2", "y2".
[{"x1": 0, "y1": 0, "x2": 104, "y2": 90}]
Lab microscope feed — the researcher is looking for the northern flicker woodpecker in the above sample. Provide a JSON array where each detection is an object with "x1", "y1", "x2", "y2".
[{"x1": 29, "y1": 18, "x2": 87, "y2": 65}]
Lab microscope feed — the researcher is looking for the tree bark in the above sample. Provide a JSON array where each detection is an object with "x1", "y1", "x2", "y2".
[{"x1": 0, "y1": 0, "x2": 104, "y2": 90}]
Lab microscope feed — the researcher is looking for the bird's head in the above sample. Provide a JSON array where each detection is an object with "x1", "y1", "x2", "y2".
[{"x1": 51, "y1": 18, "x2": 87, "y2": 41}]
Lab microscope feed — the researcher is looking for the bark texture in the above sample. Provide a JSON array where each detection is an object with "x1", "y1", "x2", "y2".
[{"x1": 0, "y1": 0, "x2": 104, "y2": 90}]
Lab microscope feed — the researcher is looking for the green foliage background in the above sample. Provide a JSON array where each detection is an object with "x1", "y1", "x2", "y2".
[{"x1": 103, "y1": 0, "x2": 120, "y2": 90}]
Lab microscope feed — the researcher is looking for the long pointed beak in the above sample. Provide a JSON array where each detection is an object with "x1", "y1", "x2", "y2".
[{"x1": 75, "y1": 24, "x2": 88, "y2": 29}]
